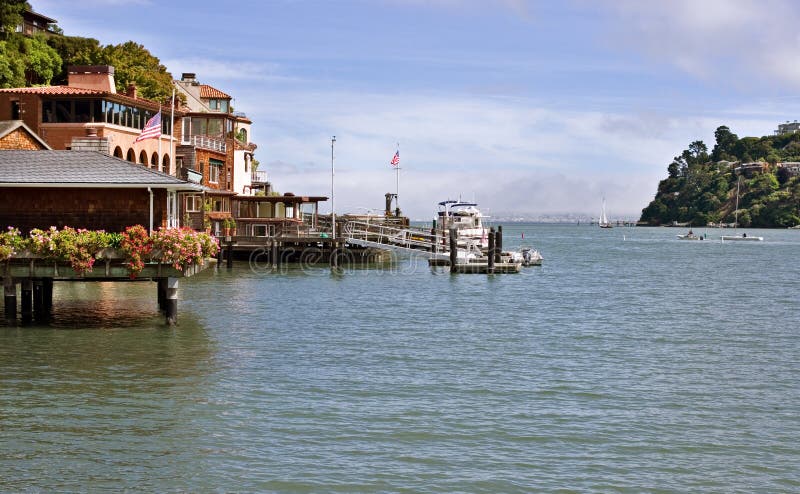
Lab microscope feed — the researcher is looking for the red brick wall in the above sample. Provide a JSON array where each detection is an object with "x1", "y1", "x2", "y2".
[{"x1": 0, "y1": 187, "x2": 167, "y2": 233}]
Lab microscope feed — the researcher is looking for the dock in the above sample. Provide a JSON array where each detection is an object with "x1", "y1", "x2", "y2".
[{"x1": 3, "y1": 251, "x2": 213, "y2": 326}]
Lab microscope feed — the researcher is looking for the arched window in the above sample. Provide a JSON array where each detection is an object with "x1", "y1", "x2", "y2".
[
  {"x1": 162, "y1": 154, "x2": 170, "y2": 174},
  {"x1": 139, "y1": 150, "x2": 148, "y2": 166},
  {"x1": 113, "y1": 146, "x2": 123, "y2": 158},
  {"x1": 150, "y1": 153, "x2": 158, "y2": 170},
  {"x1": 126, "y1": 149, "x2": 135, "y2": 162}
]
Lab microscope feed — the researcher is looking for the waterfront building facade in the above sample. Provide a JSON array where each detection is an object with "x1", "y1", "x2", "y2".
[{"x1": 0, "y1": 65, "x2": 182, "y2": 175}]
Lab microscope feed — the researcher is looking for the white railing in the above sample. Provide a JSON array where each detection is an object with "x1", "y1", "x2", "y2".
[
  {"x1": 187, "y1": 135, "x2": 226, "y2": 152},
  {"x1": 343, "y1": 220, "x2": 440, "y2": 252},
  {"x1": 251, "y1": 170, "x2": 268, "y2": 183}
]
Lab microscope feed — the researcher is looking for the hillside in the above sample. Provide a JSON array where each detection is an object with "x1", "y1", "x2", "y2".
[{"x1": 640, "y1": 126, "x2": 800, "y2": 228}]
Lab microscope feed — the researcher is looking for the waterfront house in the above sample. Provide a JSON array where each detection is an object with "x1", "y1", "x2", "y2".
[
  {"x1": 0, "y1": 150, "x2": 201, "y2": 233},
  {"x1": 0, "y1": 120, "x2": 51, "y2": 150},
  {"x1": 232, "y1": 193, "x2": 328, "y2": 237},
  {"x1": 173, "y1": 73, "x2": 258, "y2": 195},
  {"x1": 0, "y1": 65, "x2": 182, "y2": 174}
]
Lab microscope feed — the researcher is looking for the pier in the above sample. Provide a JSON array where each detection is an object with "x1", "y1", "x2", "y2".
[{"x1": 2, "y1": 251, "x2": 213, "y2": 326}]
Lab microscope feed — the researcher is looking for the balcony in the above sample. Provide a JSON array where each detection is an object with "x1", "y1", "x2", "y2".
[
  {"x1": 184, "y1": 135, "x2": 226, "y2": 152},
  {"x1": 251, "y1": 170, "x2": 268, "y2": 183}
]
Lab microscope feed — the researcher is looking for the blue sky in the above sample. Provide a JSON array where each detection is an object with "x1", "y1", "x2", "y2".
[{"x1": 35, "y1": 0, "x2": 800, "y2": 220}]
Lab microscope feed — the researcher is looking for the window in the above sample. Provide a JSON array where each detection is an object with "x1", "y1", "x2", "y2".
[
  {"x1": 209, "y1": 99, "x2": 219, "y2": 110},
  {"x1": 209, "y1": 159, "x2": 223, "y2": 184},
  {"x1": 252, "y1": 225, "x2": 275, "y2": 237},
  {"x1": 185, "y1": 195, "x2": 202, "y2": 212}
]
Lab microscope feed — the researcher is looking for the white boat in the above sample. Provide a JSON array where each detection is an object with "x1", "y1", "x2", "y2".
[
  {"x1": 677, "y1": 232, "x2": 704, "y2": 240},
  {"x1": 599, "y1": 197, "x2": 612, "y2": 228},
  {"x1": 720, "y1": 177, "x2": 763, "y2": 242},
  {"x1": 435, "y1": 200, "x2": 489, "y2": 248},
  {"x1": 721, "y1": 233, "x2": 763, "y2": 241}
]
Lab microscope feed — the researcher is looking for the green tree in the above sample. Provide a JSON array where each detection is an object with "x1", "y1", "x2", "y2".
[
  {"x1": 711, "y1": 125, "x2": 738, "y2": 162},
  {"x1": 47, "y1": 35, "x2": 102, "y2": 85},
  {"x1": 20, "y1": 34, "x2": 61, "y2": 85},
  {"x1": 0, "y1": 34, "x2": 61, "y2": 86},
  {"x1": 99, "y1": 41, "x2": 174, "y2": 101}
]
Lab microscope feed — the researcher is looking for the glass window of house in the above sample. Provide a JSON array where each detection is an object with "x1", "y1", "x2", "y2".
[
  {"x1": 220, "y1": 100, "x2": 229, "y2": 112},
  {"x1": 192, "y1": 117, "x2": 207, "y2": 136},
  {"x1": 74, "y1": 100, "x2": 90, "y2": 122},
  {"x1": 54, "y1": 100, "x2": 72, "y2": 122},
  {"x1": 207, "y1": 118, "x2": 223, "y2": 138}
]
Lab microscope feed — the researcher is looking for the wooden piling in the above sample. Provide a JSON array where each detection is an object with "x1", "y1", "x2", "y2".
[
  {"x1": 165, "y1": 277, "x2": 178, "y2": 325},
  {"x1": 330, "y1": 240, "x2": 339, "y2": 270},
  {"x1": 33, "y1": 280, "x2": 45, "y2": 320},
  {"x1": 488, "y1": 228, "x2": 496, "y2": 274},
  {"x1": 43, "y1": 279, "x2": 53, "y2": 311},
  {"x1": 3, "y1": 277, "x2": 15, "y2": 322},
  {"x1": 20, "y1": 279, "x2": 32, "y2": 323},
  {"x1": 157, "y1": 278, "x2": 167, "y2": 311},
  {"x1": 495, "y1": 225, "x2": 503, "y2": 263},
  {"x1": 449, "y1": 228, "x2": 457, "y2": 273},
  {"x1": 226, "y1": 240, "x2": 234, "y2": 269},
  {"x1": 271, "y1": 240, "x2": 279, "y2": 269},
  {"x1": 430, "y1": 228, "x2": 437, "y2": 253}
]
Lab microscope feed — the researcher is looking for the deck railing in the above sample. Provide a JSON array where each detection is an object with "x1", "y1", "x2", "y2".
[{"x1": 184, "y1": 135, "x2": 226, "y2": 152}]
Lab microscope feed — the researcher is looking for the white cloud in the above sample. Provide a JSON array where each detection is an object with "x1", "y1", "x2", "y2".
[
  {"x1": 161, "y1": 58, "x2": 296, "y2": 83},
  {"x1": 594, "y1": 0, "x2": 800, "y2": 89},
  {"x1": 235, "y1": 89, "x2": 772, "y2": 219}
]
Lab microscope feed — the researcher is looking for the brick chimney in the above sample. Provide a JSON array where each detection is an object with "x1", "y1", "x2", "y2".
[
  {"x1": 67, "y1": 65, "x2": 116, "y2": 94},
  {"x1": 126, "y1": 83, "x2": 137, "y2": 99}
]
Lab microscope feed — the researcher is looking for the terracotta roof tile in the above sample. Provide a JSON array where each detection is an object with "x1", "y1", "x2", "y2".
[
  {"x1": 0, "y1": 86, "x2": 185, "y2": 115},
  {"x1": 0, "y1": 86, "x2": 104, "y2": 95},
  {"x1": 199, "y1": 85, "x2": 231, "y2": 99}
]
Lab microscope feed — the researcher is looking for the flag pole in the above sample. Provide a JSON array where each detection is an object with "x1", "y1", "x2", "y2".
[
  {"x1": 157, "y1": 102, "x2": 162, "y2": 171},
  {"x1": 395, "y1": 142, "x2": 400, "y2": 215},
  {"x1": 170, "y1": 88, "x2": 175, "y2": 175}
]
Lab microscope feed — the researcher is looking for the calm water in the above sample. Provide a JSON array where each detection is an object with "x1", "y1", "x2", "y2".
[{"x1": 2, "y1": 225, "x2": 799, "y2": 492}]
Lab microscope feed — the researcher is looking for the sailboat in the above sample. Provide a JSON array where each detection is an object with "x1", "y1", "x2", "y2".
[
  {"x1": 599, "y1": 197, "x2": 613, "y2": 228},
  {"x1": 721, "y1": 177, "x2": 763, "y2": 242}
]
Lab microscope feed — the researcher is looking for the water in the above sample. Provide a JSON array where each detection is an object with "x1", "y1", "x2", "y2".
[{"x1": 2, "y1": 225, "x2": 799, "y2": 492}]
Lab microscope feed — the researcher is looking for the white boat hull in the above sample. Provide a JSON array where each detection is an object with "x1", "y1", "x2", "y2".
[{"x1": 721, "y1": 235, "x2": 763, "y2": 241}]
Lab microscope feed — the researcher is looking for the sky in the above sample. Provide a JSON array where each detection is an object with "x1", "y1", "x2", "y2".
[{"x1": 33, "y1": 0, "x2": 800, "y2": 220}]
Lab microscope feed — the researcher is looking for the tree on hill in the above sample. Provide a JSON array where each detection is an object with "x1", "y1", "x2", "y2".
[
  {"x1": 99, "y1": 41, "x2": 174, "y2": 102},
  {"x1": 46, "y1": 35, "x2": 103, "y2": 85},
  {"x1": 0, "y1": 33, "x2": 61, "y2": 86},
  {"x1": 640, "y1": 127, "x2": 800, "y2": 227}
]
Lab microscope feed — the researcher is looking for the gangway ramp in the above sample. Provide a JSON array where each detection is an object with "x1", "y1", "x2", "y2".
[{"x1": 342, "y1": 220, "x2": 449, "y2": 260}]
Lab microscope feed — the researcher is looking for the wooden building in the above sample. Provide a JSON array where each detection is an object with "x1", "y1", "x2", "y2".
[{"x1": 0, "y1": 150, "x2": 201, "y2": 233}]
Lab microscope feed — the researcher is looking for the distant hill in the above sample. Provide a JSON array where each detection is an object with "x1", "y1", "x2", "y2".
[{"x1": 639, "y1": 126, "x2": 800, "y2": 228}]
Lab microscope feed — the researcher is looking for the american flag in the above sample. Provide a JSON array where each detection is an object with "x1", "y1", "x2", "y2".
[
  {"x1": 390, "y1": 150, "x2": 400, "y2": 167},
  {"x1": 135, "y1": 111, "x2": 162, "y2": 142}
]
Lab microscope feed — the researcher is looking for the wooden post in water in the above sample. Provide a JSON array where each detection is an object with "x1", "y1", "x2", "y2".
[
  {"x1": 33, "y1": 280, "x2": 45, "y2": 320},
  {"x1": 226, "y1": 240, "x2": 234, "y2": 269},
  {"x1": 165, "y1": 277, "x2": 178, "y2": 325},
  {"x1": 488, "y1": 228, "x2": 496, "y2": 274},
  {"x1": 43, "y1": 279, "x2": 53, "y2": 311},
  {"x1": 271, "y1": 239, "x2": 278, "y2": 269},
  {"x1": 157, "y1": 278, "x2": 167, "y2": 311},
  {"x1": 449, "y1": 228, "x2": 457, "y2": 273},
  {"x1": 495, "y1": 225, "x2": 503, "y2": 263},
  {"x1": 330, "y1": 240, "x2": 339, "y2": 270},
  {"x1": 3, "y1": 277, "x2": 15, "y2": 323},
  {"x1": 20, "y1": 279, "x2": 32, "y2": 323},
  {"x1": 430, "y1": 228, "x2": 437, "y2": 254}
]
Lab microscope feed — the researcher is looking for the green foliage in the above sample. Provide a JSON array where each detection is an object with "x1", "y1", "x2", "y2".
[
  {"x1": 46, "y1": 35, "x2": 102, "y2": 85},
  {"x1": 0, "y1": 33, "x2": 61, "y2": 86},
  {"x1": 0, "y1": 0, "x2": 28, "y2": 38},
  {"x1": 99, "y1": 41, "x2": 174, "y2": 101},
  {"x1": 641, "y1": 126, "x2": 800, "y2": 227}
]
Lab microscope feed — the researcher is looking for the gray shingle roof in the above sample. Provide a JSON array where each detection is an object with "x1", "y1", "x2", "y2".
[{"x1": 0, "y1": 150, "x2": 200, "y2": 189}]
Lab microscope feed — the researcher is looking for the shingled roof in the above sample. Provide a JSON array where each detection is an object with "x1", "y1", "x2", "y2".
[
  {"x1": 0, "y1": 150, "x2": 201, "y2": 189},
  {"x1": 0, "y1": 121, "x2": 51, "y2": 149}
]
